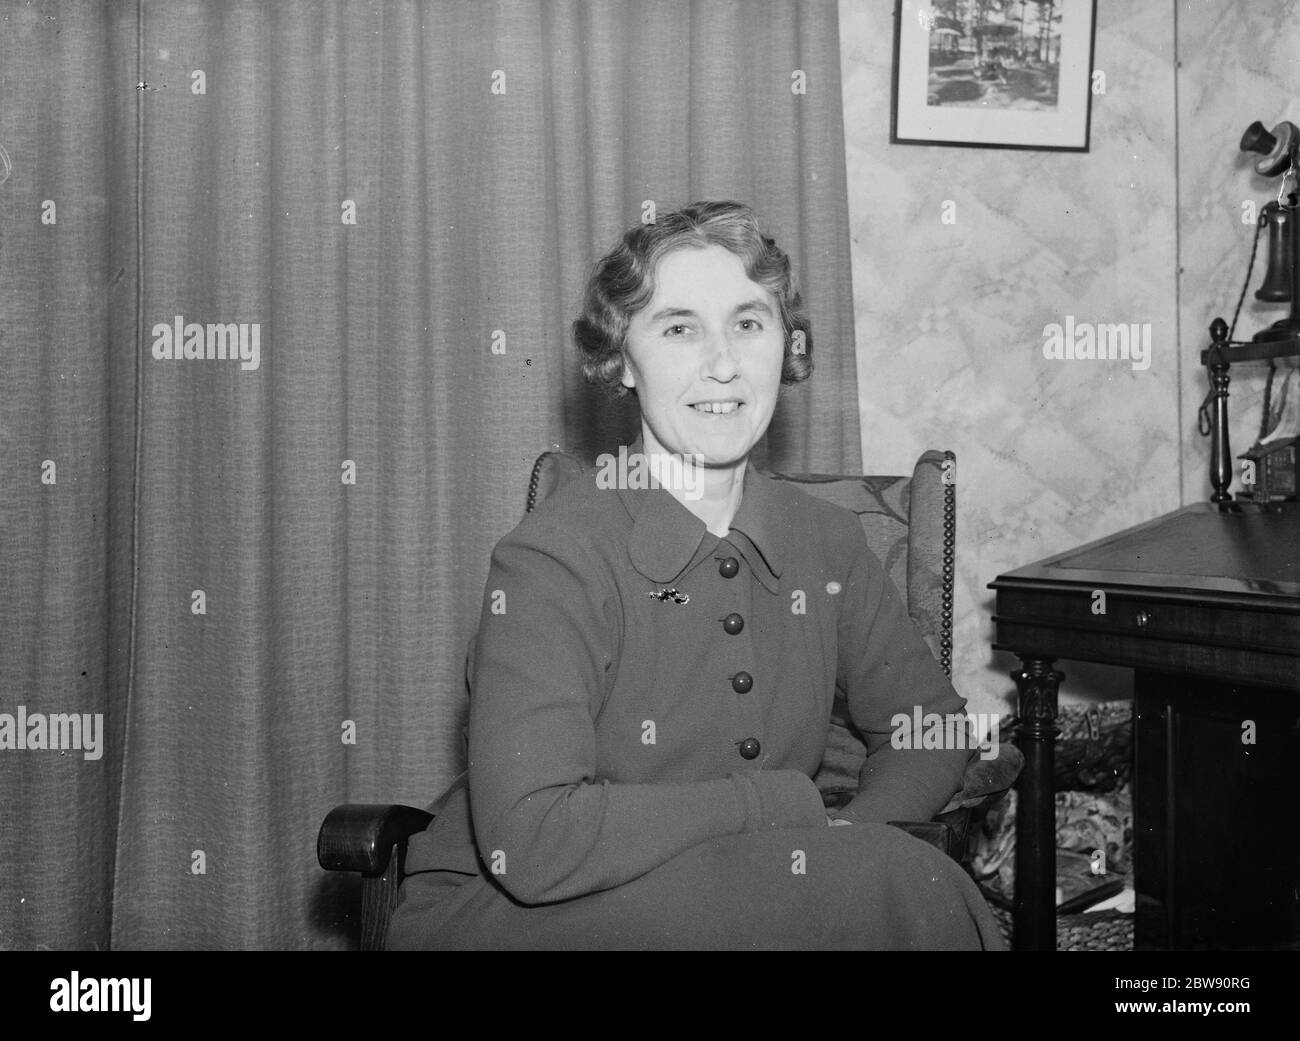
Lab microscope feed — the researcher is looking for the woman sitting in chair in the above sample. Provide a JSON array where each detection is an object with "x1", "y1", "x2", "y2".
[{"x1": 389, "y1": 201, "x2": 1005, "y2": 950}]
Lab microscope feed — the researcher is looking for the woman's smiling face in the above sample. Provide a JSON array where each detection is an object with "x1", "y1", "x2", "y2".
[{"x1": 621, "y1": 243, "x2": 785, "y2": 469}]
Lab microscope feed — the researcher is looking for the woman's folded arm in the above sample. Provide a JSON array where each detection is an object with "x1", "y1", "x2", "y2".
[{"x1": 832, "y1": 521, "x2": 971, "y2": 826}]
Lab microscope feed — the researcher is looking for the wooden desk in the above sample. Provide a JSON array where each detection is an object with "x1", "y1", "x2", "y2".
[{"x1": 989, "y1": 501, "x2": 1300, "y2": 950}]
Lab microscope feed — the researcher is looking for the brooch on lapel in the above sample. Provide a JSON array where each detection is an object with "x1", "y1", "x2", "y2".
[{"x1": 646, "y1": 587, "x2": 690, "y2": 605}]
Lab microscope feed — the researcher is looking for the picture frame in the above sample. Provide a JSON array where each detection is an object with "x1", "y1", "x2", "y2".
[{"x1": 891, "y1": 0, "x2": 1098, "y2": 152}]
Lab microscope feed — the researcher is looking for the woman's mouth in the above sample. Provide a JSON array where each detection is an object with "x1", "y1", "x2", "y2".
[{"x1": 690, "y1": 401, "x2": 743, "y2": 415}]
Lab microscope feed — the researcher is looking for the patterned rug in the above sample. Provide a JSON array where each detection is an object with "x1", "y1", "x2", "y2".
[{"x1": 992, "y1": 906, "x2": 1134, "y2": 951}]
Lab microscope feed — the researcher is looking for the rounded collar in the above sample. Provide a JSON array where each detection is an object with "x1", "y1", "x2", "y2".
[{"x1": 613, "y1": 437, "x2": 789, "y2": 593}]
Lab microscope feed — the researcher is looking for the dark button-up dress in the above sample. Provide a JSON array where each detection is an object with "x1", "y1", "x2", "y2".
[{"x1": 389, "y1": 449, "x2": 1005, "y2": 949}]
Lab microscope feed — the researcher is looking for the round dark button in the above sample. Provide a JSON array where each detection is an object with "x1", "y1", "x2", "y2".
[
  {"x1": 718, "y1": 556, "x2": 740, "y2": 579},
  {"x1": 731, "y1": 671, "x2": 753, "y2": 693},
  {"x1": 739, "y1": 738, "x2": 761, "y2": 760},
  {"x1": 723, "y1": 612, "x2": 744, "y2": 635}
]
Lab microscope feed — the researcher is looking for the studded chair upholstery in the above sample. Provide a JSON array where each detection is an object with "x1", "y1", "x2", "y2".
[{"x1": 318, "y1": 449, "x2": 1022, "y2": 950}]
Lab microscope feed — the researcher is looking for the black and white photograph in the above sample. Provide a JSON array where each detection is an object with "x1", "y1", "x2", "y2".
[{"x1": 892, "y1": 0, "x2": 1097, "y2": 149}]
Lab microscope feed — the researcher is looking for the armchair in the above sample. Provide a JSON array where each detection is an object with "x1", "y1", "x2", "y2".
[{"x1": 319, "y1": 448, "x2": 1022, "y2": 950}]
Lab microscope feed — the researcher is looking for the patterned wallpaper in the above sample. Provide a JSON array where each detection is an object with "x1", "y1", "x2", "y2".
[{"x1": 837, "y1": 1, "x2": 1296, "y2": 723}]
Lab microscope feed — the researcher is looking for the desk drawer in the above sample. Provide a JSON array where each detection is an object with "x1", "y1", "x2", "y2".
[{"x1": 994, "y1": 586, "x2": 1300, "y2": 656}]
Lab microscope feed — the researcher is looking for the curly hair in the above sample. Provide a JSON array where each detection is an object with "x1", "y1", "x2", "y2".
[{"x1": 573, "y1": 201, "x2": 813, "y2": 397}]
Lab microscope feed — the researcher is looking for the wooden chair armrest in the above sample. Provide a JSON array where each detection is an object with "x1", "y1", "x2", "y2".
[
  {"x1": 317, "y1": 803, "x2": 434, "y2": 875},
  {"x1": 910, "y1": 745, "x2": 1022, "y2": 867},
  {"x1": 888, "y1": 818, "x2": 962, "y2": 861}
]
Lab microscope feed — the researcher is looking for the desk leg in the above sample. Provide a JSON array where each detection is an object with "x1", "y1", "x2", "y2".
[{"x1": 1011, "y1": 657, "x2": 1063, "y2": 951}]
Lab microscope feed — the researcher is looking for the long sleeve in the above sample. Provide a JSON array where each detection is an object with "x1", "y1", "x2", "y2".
[
  {"x1": 831, "y1": 521, "x2": 971, "y2": 824},
  {"x1": 467, "y1": 514, "x2": 828, "y2": 906}
]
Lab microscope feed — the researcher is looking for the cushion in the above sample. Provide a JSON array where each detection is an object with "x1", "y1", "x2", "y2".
[{"x1": 971, "y1": 701, "x2": 1135, "y2": 905}]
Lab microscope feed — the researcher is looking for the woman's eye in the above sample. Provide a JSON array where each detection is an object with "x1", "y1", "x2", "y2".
[
  {"x1": 737, "y1": 318, "x2": 763, "y2": 331},
  {"x1": 664, "y1": 324, "x2": 690, "y2": 337}
]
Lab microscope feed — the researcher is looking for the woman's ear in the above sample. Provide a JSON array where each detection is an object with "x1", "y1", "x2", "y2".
[{"x1": 619, "y1": 354, "x2": 636, "y2": 392}]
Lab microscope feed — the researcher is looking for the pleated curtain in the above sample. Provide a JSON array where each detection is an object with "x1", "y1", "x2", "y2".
[{"x1": 0, "y1": 0, "x2": 860, "y2": 949}]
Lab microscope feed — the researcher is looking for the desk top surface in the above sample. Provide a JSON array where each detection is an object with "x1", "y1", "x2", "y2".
[{"x1": 992, "y1": 502, "x2": 1300, "y2": 601}]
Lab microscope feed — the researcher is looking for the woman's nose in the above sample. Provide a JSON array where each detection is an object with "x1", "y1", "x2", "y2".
[{"x1": 701, "y1": 330, "x2": 741, "y2": 380}]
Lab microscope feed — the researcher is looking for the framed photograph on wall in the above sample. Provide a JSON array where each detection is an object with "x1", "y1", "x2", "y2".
[{"x1": 891, "y1": 0, "x2": 1098, "y2": 151}]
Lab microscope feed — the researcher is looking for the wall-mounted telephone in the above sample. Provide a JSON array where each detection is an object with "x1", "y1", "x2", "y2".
[
  {"x1": 1199, "y1": 119, "x2": 1300, "y2": 503},
  {"x1": 1241, "y1": 119, "x2": 1299, "y2": 343}
]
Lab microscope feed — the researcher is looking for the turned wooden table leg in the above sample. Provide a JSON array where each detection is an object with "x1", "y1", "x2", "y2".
[
  {"x1": 1012, "y1": 657, "x2": 1063, "y2": 951},
  {"x1": 1206, "y1": 317, "x2": 1232, "y2": 504}
]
